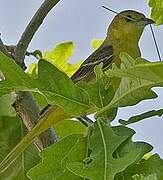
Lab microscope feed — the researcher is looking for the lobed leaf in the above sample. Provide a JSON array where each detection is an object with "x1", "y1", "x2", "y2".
[
  {"x1": 43, "y1": 42, "x2": 82, "y2": 76},
  {"x1": 28, "y1": 42, "x2": 82, "y2": 78},
  {"x1": 27, "y1": 134, "x2": 86, "y2": 180},
  {"x1": 67, "y1": 119, "x2": 152, "y2": 180}
]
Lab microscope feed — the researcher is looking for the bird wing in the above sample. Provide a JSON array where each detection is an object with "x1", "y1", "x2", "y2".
[{"x1": 71, "y1": 44, "x2": 114, "y2": 82}]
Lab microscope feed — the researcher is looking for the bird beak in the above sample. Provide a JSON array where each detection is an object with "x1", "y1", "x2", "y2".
[{"x1": 142, "y1": 17, "x2": 156, "y2": 26}]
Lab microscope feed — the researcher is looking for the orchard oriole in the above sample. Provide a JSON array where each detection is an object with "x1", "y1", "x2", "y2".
[{"x1": 71, "y1": 10, "x2": 155, "y2": 82}]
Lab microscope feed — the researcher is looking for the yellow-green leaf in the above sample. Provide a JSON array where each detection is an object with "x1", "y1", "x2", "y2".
[
  {"x1": 148, "y1": 0, "x2": 163, "y2": 25},
  {"x1": 43, "y1": 42, "x2": 82, "y2": 76}
]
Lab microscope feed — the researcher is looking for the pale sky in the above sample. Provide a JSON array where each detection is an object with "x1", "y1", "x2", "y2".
[{"x1": 0, "y1": 0, "x2": 163, "y2": 157}]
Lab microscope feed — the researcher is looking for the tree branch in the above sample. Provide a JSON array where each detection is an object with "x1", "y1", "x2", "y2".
[
  {"x1": 13, "y1": 92, "x2": 58, "y2": 149},
  {"x1": 13, "y1": 0, "x2": 61, "y2": 149},
  {"x1": 0, "y1": 0, "x2": 61, "y2": 149},
  {"x1": 14, "y1": 0, "x2": 60, "y2": 64}
]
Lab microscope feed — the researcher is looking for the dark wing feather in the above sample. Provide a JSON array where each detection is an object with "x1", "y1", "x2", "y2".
[{"x1": 71, "y1": 44, "x2": 114, "y2": 83}]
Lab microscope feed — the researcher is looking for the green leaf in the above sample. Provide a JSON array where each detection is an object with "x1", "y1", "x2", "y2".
[
  {"x1": 119, "y1": 109, "x2": 163, "y2": 125},
  {"x1": 114, "y1": 154, "x2": 163, "y2": 180},
  {"x1": 37, "y1": 59, "x2": 91, "y2": 115},
  {"x1": 32, "y1": 92, "x2": 48, "y2": 110},
  {"x1": 96, "y1": 53, "x2": 161, "y2": 116},
  {"x1": 91, "y1": 39, "x2": 104, "y2": 50},
  {"x1": 112, "y1": 126, "x2": 152, "y2": 164},
  {"x1": 27, "y1": 134, "x2": 86, "y2": 180},
  {"x1": 67, "y1": 119, "x2": 152, "y2": 180},
  {"x1": 0, "y1": 116, "x2": 40, "y2": 180},
  {"x1": 55, "y1": 119, "x2": 86, "y2": 138},
  {"x1": 0, "y1": 94, "x2": 16, "y2": 117},
  {"x1": 148, "y1": 0, "x2": 163, "y2": 25},
  {"x1": 84, "y1": 64, "x2": 115, "y2": 109},
  {"x1": 43, "y1": 41, "x2": 82, "y2": 77}
]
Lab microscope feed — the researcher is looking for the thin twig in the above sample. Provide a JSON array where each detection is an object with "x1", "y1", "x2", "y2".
[{"x1": 14, "y1": 0, "x2": 61, "y2": 64}]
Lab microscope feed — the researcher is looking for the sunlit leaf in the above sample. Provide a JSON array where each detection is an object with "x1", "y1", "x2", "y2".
[
  {"x1": 43, "y1": 42, "x2": 82, "y2": 77},
  {"x1": 148, "y1": 0, "x2": 163, "y2": 25},
  {"x1": 28, "y1": 42, "x2": 82, "y2": 79},
  {"x1": 27, "y1": 63, "x2": 38, "y2": 78}
]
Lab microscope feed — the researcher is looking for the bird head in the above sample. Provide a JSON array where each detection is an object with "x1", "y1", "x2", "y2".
[{"x1": 107, "y1": 10, "x2": 155, "y2": 42}]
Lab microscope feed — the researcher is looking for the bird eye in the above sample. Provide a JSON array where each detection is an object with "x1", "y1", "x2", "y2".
[{"x1": 124, "y1": 15, "x2": 132, "y2": 22}]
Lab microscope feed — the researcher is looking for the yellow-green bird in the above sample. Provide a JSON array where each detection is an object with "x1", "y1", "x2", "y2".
[
  {"x1": 0, "y1": 10, "x2": 155, "y2": 173},
  {"x1": 71, "y1": 10, "x2": 155, "y2": 83}
]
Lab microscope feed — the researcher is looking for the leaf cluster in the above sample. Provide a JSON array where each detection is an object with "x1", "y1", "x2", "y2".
[{"x1": 0, "y1": 1, "x2": 163, "y2": 179}]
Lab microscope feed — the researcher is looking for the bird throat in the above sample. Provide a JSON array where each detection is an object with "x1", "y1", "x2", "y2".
[{"x1": 108, "y1": 33, "x2": 141, "y2": 66}]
